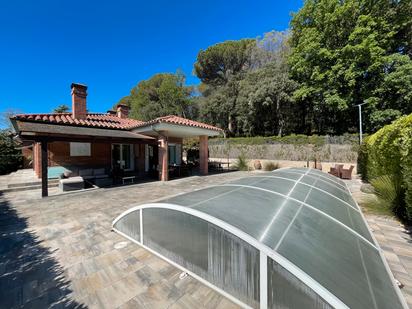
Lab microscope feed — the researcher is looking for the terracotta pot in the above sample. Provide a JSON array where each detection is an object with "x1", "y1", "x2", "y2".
[{"x1": 254, "y1": 160, "x2": 262, "y2": 170}]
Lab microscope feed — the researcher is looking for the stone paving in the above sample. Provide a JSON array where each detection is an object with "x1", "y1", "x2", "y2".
[
  {"x1": 0, "y1": 172, "x2": 248, "y2": 309},
  {"x1": 0, "y1": 170, "x2": 411, "y2": 308},
  {"x1": 0, "y1": 168, "x2": 39, "y2": 190},
  {"x1": 349, "y1": 178, "x2": 412, "y2": 307}
]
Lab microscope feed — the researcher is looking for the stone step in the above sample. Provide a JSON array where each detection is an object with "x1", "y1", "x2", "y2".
[
  {"x1": 8, "y1": 179, "x2": 60, "y2": 188},
  {"x1": 1, "y1": 182, "x2": 59, "y2": 193}
]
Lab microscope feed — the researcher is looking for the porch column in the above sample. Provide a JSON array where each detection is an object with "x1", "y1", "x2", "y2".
[
  {"x1": 136, "y1": 144, "x2": 145, "y2": 176},
  {"x1": 199, "y1": 135, "x2": 208, "y2": 175},
  {"x1": 158, "y1": 136, "x2": 169, "y2": 181},
  {"x1": 41, "y1": 140, "x2": 48, "y2": 197},
  {"x1": 34, "y1": 142, "x2": 41, "y2": 177}
]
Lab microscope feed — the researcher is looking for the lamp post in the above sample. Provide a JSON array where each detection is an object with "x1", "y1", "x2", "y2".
[{"x1": 355, "y1": 102, "x2": 367, "y2": 145}]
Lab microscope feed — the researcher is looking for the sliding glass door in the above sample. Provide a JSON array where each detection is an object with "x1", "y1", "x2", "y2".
[{"x1": 112, "y1": 144, "x2": 134, "y2": 171}]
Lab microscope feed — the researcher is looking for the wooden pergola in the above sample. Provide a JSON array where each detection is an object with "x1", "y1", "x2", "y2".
[{"x1": 12, "y1": 120, "x2": 155, "y2": 197}]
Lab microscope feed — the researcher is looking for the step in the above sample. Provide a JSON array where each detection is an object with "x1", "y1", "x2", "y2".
[
  {"x1": 8, "y1": 179, "x2": 60, "y2": 188},
  {"x1": 1, "y1": 182, "x2": 59, "y2": 193}
]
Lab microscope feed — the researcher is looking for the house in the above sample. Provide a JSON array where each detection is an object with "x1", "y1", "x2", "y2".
[{"x1": 10, "y1": 83, "x2": 222, "y2": 197}]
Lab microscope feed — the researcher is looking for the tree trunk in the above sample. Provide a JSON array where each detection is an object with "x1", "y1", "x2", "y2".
[{"x1": 276, "y1": 97, "x2": 283, "y2": 136}]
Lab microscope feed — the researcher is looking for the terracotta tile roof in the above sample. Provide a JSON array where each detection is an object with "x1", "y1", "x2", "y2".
[
  {"x1": 136, "y1": 115, "x2": 222, "y2": 131},
  {"x1": 12, "y1": 113, "x2": 222, "y2": 132},
  {"x1": 12, "y1": 113, "x2": 144, "y2": 130}
]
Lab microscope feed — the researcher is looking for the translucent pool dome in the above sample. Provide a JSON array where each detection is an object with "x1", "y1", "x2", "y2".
[{"x1": 113, "y1": 168, "x2": 406, "y2": 309}]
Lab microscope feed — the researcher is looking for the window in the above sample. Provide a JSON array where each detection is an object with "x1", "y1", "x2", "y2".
[
  {"x1": 112, "y1": 144, "x2": 134, "y2": 171},
  {"x1": 70, "y1": 142, "x2": 91, "y2": 156},
  {"x1": 168, "y1": 144, "x2": 181, "y2": 165}
]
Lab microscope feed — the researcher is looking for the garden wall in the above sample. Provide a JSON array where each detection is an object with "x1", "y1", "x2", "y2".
[{"x1": 209, "y1": 134, "x2": 359, "y2": 163}]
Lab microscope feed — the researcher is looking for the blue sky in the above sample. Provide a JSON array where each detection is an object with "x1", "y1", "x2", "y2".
[{"x1": 0, "y1": 0, "x2": 302, "y2": 118}]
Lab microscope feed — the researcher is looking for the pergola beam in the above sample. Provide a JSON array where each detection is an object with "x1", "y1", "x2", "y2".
[{"x1": 20, "y1": 134, "x2": 157, "y2": 145}]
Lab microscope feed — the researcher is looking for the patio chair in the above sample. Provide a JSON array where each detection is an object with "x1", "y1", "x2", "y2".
[
  {"x1": 340, "y1": 165, "x2": 354, "y2": 180},
  {"x1": 328, "y1": 164, "x2": 343, "y2": 177}
]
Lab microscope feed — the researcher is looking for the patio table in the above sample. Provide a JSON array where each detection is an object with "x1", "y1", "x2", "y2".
[{"x1": 122, "y1": 176, "x2": 136, "y2": 184}]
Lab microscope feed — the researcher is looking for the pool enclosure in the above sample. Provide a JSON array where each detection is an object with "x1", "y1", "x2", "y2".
[{"x1": 112, "y1": 167, "x2": 407, "y2": 309}]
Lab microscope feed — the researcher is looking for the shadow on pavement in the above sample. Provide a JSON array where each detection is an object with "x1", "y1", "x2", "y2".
[{"x1": 0, "y1": 192, "x2": 86, "y2": 308}]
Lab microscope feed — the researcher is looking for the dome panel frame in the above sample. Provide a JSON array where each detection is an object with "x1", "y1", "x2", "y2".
[
  {"x1": 113, "y1": 202, "x2": 349, "y2": 309},
  {"x1": 112, "y1": 168, "x2": 407, "y2": 309}
]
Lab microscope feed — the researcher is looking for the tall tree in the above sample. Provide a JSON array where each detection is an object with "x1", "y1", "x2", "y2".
[
  {"x1": 194, "y1": 39, "x2": 255, "y2": 135},
  {"x1": 236, "y1": 31, "x2": 298, "y2": 136},
  {"x1": 194, "y1": 39, "x2": 254, "y2": 86},
  {"x1": 249, "y1": 30, "x2": 290, "y2": 70},
  {"x1": 53, "y1": 105, "x2": 70, "y2": 113},
  {"x1": 289, "y1": 0, "x2": 412, "y2": 134},
  {"x1": 117, "y1": 72, "x2": 194, "y2": 121},
  {"x1": 236, "y1": 61, "x2": 298, "y2": 136},
  {"x1": 195, "y1": 34, "x2": 298, "y2": 136}
]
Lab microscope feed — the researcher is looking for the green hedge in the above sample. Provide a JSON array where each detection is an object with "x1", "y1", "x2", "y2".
[
  {"x1": 400, "y1": 123, "x2": 412, "y2": 219},
  {"x1": 358, "y1": 114, "x2": 412, "y2": 221},
  {"x1": 209, "y1": 133, "x2": 361, "y2": 146},
  {"x1": 0, "y1": 130, "x2": 22, "y2": 175}
]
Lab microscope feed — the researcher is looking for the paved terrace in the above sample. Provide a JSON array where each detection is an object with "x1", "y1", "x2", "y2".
[{"x1": 1, "y1": 171, "x2": 411, "y2": 308}]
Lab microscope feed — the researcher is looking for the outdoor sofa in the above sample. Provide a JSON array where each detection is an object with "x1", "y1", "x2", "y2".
[{"x1": 59, "y1": 167, "x2": 112, "y2": 191}]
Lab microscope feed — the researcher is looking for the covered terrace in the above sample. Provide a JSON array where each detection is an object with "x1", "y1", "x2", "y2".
[
  {"x1": 132, "y1": 115, "x2": 222, "y2": 181},
  {"x1": 11, "y1": 119, "x2": 155, "y2": 197}
]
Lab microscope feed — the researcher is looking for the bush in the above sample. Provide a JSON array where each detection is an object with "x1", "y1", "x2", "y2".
[
  {"x1": 370, "y1": 175, "x2": 405, "y2": 218},
  {"x1": 209, "y1": 133, "x2": 361, "y2": 146},
  {"x1": 233, "y1": 153, "x2": 249, "y2": 171},
  {"x1": 358, "y1": 114, "x2": 412, "y2": 221},
  {"x1": 357, "y1": 143, "x2": 369, "y2": 181},
  {"x1": 209, "y1": 143, "x2": 357, "y2": 163},
  {"x1": 0, "y1": 130, "x2": 22, "y2": 175},
  {"x1": 263, "y1": 161, "x2": 280, "y2": 171},
  {"x1": 209, "y1": 134, "x2": 359, "y2": 163},
  {"x1": 400, "y1": 125, "x2": 412, "y2": 219}
]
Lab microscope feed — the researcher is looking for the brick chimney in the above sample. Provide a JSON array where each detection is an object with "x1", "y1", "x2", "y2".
[
  {"x1": 71, "y1": 83, "x2": 87, "y2": 120},
  {"x1": 116, "y1": 104, "x2": 130, "y2": 119}
]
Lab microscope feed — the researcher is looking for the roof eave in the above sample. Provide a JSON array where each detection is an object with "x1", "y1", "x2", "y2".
[{"x1": 132, "y1": 122, "x2": 222, "y2": 138}]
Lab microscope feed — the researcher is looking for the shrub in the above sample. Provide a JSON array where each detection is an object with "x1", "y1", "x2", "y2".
[
  {"x1": 263, "y1": 161, "x2": 280, "y2": 171},
  {"x1": 400, "y1": 125, "x2": 412, "y2": 219},
  {"x1": 357, "y1": 142, "x2": 369, "y2": 181},
  {"x1": 0, "y1": 130, "x2": 22, "y2": 175},
  {"x1": 370, "y1": 175, "x2": 405, "y2": 218},
  {"x1": 209, "y1": 143, "x2": 357, "y2": 163},
  {"x1": 357, "y1": 194, "x2": 394, "y2": 217},
  {"x1": 233, "y1": 153, "x2": 249, "y2": 171},
  {"x1": 209, "y1": 134, "x2": 361, "y2": 146},
  {"x1": 358, "y1": 113, "x2": 412, "y2": 222}
]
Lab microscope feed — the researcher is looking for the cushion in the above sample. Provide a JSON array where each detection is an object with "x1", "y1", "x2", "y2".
[
  {"x1": 79, "y1": 169, "x2": 93, "y2": 177},
  {"x1": 60, "y1": 176, "x2": 84, "y2": 184},
  {"x1": 95, "y1": 174, "x2": 109, "y2": 179},
  {"x1": 64, "y1": 170, "x2": 73, "y2": 178},
  {"x1": 48, "y1": 166, "x2": 68, "y2": 179},
  {"x1": 93, "y1": 168, "x2": 106, "y2": 176},
  {"x1": 59, "y1": 176, "x2": 84, "y2": 191}
]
